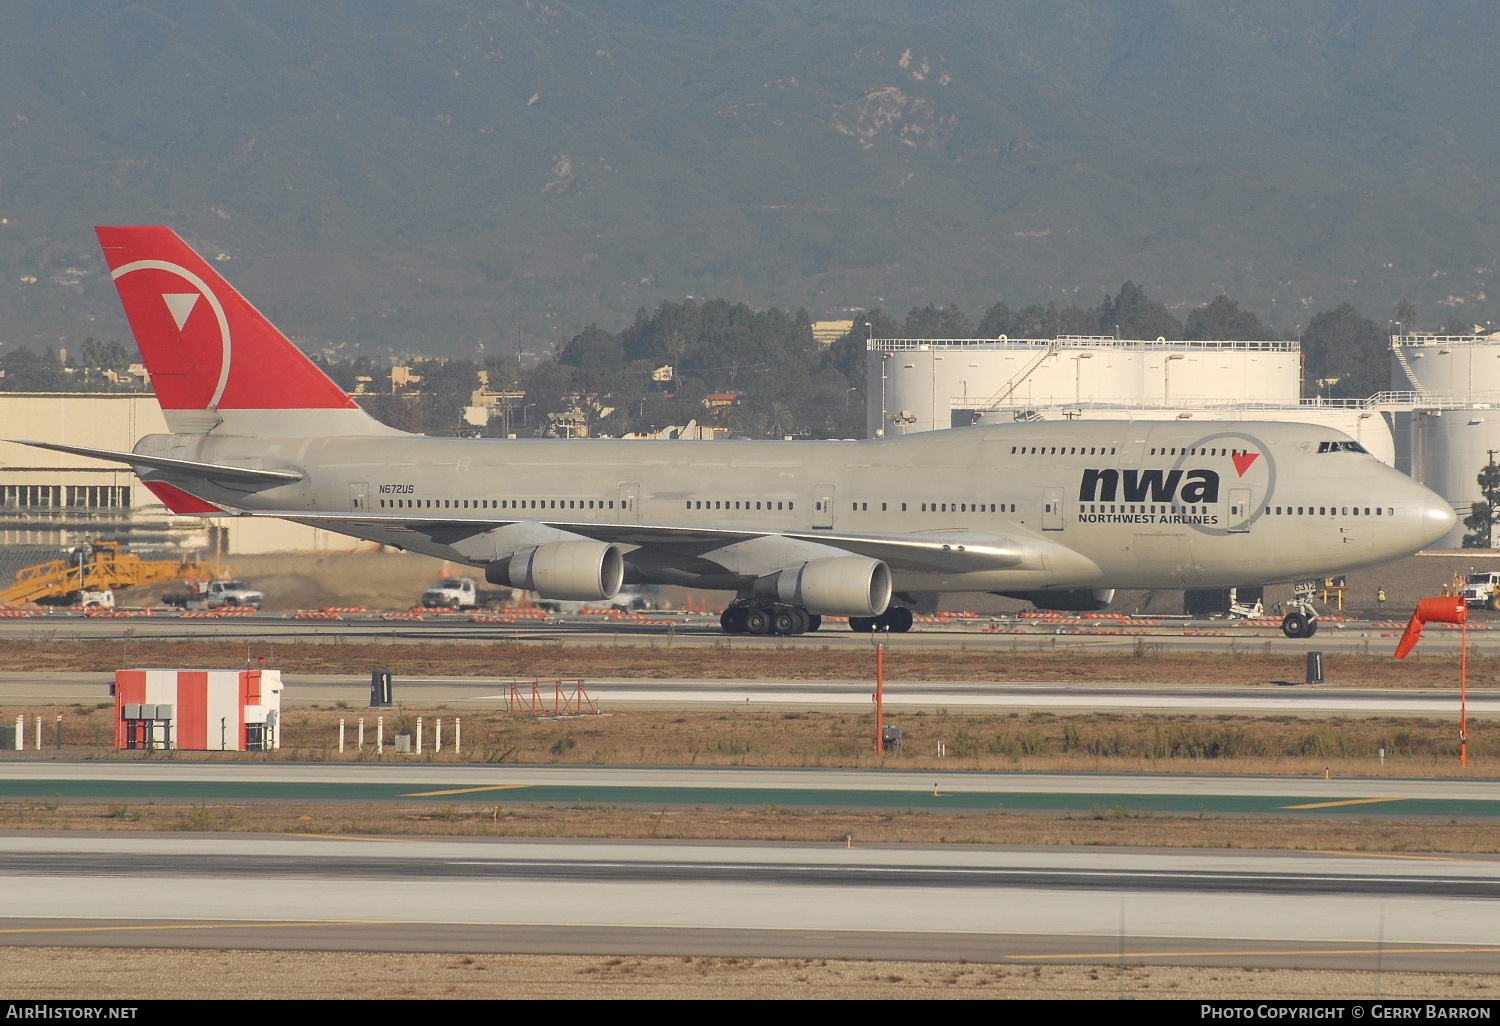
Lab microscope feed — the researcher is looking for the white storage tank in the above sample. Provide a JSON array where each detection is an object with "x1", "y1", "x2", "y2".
[
  {"x1": 1392, "y1": 334, "x2": 1500, "y2": 547},
  {"x1": 867, "y1": 337, "x2": 1301, "y2": 437}
]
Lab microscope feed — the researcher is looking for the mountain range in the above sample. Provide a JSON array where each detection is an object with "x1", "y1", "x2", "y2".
[{"x1": 0, "y1": 0, "x2": 1497, "y2": 357}]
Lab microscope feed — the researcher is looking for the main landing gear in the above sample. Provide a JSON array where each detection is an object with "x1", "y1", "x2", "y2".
[
  {"x1": 1280, "y1": 606, "x2": 1320, "y2": 639},
  {"x1": 720, "y1": 599, "x2": 822, "y2": 636}
]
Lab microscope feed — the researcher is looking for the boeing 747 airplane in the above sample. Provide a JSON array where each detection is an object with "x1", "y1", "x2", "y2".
[{"x1": 16, "y1": 227, "x2": 1457, "y2": 638}]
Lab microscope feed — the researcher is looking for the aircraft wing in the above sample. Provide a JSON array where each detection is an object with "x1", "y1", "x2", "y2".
[
  {"x1": 235, "y1": 509, "x2": 1086, "y2": 577},
  {"x1": 9, "y1": 440, "x2": 303, "y2": 486}
]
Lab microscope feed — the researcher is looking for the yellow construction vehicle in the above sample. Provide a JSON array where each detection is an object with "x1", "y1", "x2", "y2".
[{"x1": 0, "y1": 541, "x2": 233, "y2": 608}]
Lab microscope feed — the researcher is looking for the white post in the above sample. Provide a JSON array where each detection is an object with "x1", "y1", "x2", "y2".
[
  {"x1": 34, "y1": 715, "x2": 41, "y2": 751},
  {"x1": 455, "y1": 718, "x2": 461, "y2": 756},
  {"x1": 377, "y1": 716, "x2": 384, "y2": 754},
  {"x1": 416, "y1": 717, "x2": 423, "y2": 755},
  {"x1": 14, "y1": 715, "x2": 21, "y2": 751},
  {"x1": 435, "y1": 718, "x2": 442, "y2": 754},
  {"x1": 338, "y1": 719, "x2": 345, "y2": 753},
  {"x1": 358, "y1": 718, "x2": 365, "y2": 751}
]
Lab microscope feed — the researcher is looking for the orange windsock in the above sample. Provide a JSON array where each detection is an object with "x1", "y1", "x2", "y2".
[{"x1": 1394, "y1": 596, "x2": 1467, "y2": 659}]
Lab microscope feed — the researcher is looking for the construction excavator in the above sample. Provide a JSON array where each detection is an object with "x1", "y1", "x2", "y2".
[{"x1": 0, "y1": 541, "x2": 232, "y2": 608}]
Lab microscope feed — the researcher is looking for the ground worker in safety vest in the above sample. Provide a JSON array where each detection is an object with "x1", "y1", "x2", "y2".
[{"x1": 1377, "y1": 587, "x2": 1388, "y2": 612}]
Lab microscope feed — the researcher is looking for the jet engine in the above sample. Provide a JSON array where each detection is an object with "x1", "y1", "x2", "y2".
[
  {"x1": 485, "y1": 541, "x2": 625, "y2": 601},
  {"x1": 760, "y1": 556, "x2": 892, "y2": 616},
  {"x1": 999, "y1": 588, "x2": 1116, "y2": 612}
]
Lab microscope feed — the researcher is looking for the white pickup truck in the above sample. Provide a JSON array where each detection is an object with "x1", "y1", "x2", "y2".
[
  {"x1": 165, "y1": 579, "x2": 265, "y2": 610},
  {"x1": 421, "y1": 577, "x2": 479, "y2": 609}
]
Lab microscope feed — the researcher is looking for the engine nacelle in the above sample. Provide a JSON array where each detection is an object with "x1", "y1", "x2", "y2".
[
  {"x1": 485, "y1": 541, "x2": 624, "y2": 601},
  {"x1": 999, "y1": 588, "x2": 1116, "y2": 612},
  {"x1": 763, "y1": 556, "x2": 892, "y2": 616}
]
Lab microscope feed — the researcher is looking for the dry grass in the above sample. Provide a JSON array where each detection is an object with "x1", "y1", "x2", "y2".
[
  {"x1": 8, "y1": 703, "x2": 1492, "y2": 775},
  {"x1": 0, "y1": 636, "x2": 1494, "y2": 688},
  {"x1": 4, "y1": 799, "x2": 1500, "y2": 854},
  {"x1": 1, "y1": 947, "x2": 1497, "y2": 999}
]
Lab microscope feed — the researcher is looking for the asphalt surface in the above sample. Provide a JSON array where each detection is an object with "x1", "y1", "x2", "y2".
[
  {"x1": 0, "y1": 607, "x2": 1489, "y2": 655},
  {"x1": 2, "y1": 834, "x2": 1497, "y2": 969},
  {"x1": 3, "y1": 763, "x2": 1498, "y2": 817}
]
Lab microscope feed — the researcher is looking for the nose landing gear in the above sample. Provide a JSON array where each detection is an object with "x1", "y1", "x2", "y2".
[{"x1": 1280, "y1": 605, "x2": 1320, "y2": 639}]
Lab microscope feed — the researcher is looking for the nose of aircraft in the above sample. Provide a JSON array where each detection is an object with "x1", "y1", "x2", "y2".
[{"x1": 1421, "y1": 492, "x2": 1459, "y2": 547}]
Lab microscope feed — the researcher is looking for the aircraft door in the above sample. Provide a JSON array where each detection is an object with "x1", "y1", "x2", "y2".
[
  {"x1": 618, "y1": 482, "x2": 640, "y2": 521},
  {"x1": 813, "y1": 484, "x2": 835, "y2": 529},
  {"x1": 1228, "y1": 488, "x2": 1252, "y2": 533},
  {"x1": 1042, "y1": 486, "x2": 1064, "y2": 531},
  {"x1": 350, "y1": 482, "x2": 369, "y2": 512}
]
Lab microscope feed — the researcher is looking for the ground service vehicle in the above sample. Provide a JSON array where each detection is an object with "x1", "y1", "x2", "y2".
[
  {"x1": 18, "y1": 227, "x2": 1459, "y2": 641},
  {"x1": 1460, "y1": 572, "x2": 1500, "y2": 611},
  {"x1": 421, "y1": 577, "x2": 478, "y2": 609},
  {"x1": 164, "y1": 579, "x2": 264, "y2": 610}
]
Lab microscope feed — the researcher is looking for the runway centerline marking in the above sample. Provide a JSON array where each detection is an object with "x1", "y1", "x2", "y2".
[
  {"x1": 401, "y1": 785, "x2": 533, "y2": 797},
  {"x1": 1282, "y1": 797, "x2": 1406, "y2": 810}
]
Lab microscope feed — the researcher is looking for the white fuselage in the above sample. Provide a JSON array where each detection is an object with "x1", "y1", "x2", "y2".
[{"x1": 134, "y1": 418, "x2": 1454, "y2": 595}]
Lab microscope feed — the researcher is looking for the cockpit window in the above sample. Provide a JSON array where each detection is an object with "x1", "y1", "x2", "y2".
[{"x1": 1316, "y1": 441, "x2": 1368, "y2": 454}]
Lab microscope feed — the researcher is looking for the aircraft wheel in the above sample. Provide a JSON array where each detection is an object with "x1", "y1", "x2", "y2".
[
  {"x1": 789, "y1": 608, "x2": 811, "y2": 635},
  {"x1": 848, "y1": 616, "x2": 874, "y2": 633},
  {"x1": 744, "y1": 608, "x2": 772, "y2": 635},
  {"x1": 720, "y1": 608, "x2": 748, "y2": 634},
  {"x1": 884, "y1": 607, "x2": 914, "y2": 633},
  {"x1": 772, "y1": 608, "x2": 799, "y2": 636},
  {"x1": 805, "y1": 614, "x2": 822, "y2": 633},
  {"x1": 1281, "y1": 611, "x2": 1309, "y2": 639},
  {"x1": 1303, "y1": 617, "x2": 1319, "y2": 638}
]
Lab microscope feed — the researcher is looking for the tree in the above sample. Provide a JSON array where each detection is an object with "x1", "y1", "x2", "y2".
[
  {"x1": 1300, "y1": 303, "x2": 1387, "y2": 399},
  {"x1": 1184, "y1": 295, "x2": 1274, "y2": 340},
  {"x1": 901, "y1": 303, "x2": 973, "y2": 339},
  {"x1": 1394, "y1": 298, "x2": 1418, "y2": 334},
  {"x1": 1463, "y1": 455, "x2": 1500, "y2": 548},
  {"x1": 1099, "y1": 282, "x2": 1182, "y2": 340}
]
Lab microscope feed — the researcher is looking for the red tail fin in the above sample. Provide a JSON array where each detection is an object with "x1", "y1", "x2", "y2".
[{"x1": 95, "y1": 226, "x2": 356, "y2": 413}]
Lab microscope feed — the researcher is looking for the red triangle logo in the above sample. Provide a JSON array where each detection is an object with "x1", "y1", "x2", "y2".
[{"x1": 1232, "y1": 452, "x2": 1260, "y2": 477}]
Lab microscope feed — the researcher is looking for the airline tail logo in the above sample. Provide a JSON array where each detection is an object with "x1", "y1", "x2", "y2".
[{"x1": 96, "y1": 226, "x2": 355, "y2": 413}]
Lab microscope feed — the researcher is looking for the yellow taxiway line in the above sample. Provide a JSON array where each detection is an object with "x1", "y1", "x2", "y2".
[
  {"x1": 1282, "y1": 797, "x2": 1406, "y2": 810},
  {"x1": 400, "y1": 785, "x2": 533, "y2": 797}
]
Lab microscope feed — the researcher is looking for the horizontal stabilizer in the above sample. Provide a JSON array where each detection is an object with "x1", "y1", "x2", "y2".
[{"x1": 9, "y1": 440, "x2": 303, "y2": 485}]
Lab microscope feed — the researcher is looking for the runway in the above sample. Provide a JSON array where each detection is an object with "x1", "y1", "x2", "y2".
[
  {"x1": 1, "y1": 833, "x2": 1497, "y2": 970},
  {"x1": 1, "y1": 671, "x2": 1495, "y2": 716},
  {"x1": 4, "y1": 763, "x2": 1499, "y2": 817}
]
